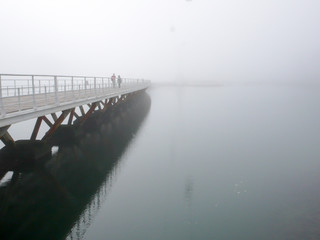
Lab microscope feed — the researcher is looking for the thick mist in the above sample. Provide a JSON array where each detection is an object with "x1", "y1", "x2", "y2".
[{"x1": 0, "y1": 0, "x2": 319, "y2": 83}]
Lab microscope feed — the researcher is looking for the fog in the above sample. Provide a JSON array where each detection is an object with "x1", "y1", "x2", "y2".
[{"x1": 0, "y1": 0, "x2": 319, "y2": 84}]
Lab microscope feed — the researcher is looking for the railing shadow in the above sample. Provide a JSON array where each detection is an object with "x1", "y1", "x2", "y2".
[{"x1": 0, "y1": 91, "x2": 151, "y2": 240}]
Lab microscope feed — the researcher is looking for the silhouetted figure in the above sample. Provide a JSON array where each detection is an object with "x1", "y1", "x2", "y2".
[
  {"x1": 111, "y1": 73, "x2": 116, "y2": 88},
  {"x1": 117, "y1": 75, "x2": 122, "y2": 88}
]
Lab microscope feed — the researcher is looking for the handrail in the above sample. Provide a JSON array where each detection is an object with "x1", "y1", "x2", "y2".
[
  {"x1": 0, "y1": 74, "x2": 150, "y2": 119},
  {"x1": 0, "y1": 73, "x2": 124, "y2": 79}
]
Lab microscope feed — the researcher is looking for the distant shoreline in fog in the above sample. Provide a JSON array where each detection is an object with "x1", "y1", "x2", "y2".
[
  {"x1": 151, "y1": 80, "x2": 320, "y2": 88},
  {"x1": 152, "y1": 82, "x2": 224, "y2": 87}
]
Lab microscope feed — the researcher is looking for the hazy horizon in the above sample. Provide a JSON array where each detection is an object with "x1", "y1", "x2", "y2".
[{"x1": 0, "y1": 0, "x2": 319, "y2": 84}]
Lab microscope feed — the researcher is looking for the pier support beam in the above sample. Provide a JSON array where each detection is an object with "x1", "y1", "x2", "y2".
[
  {"x1": 30, "y1": 117, "x2": 43, "y2": 140},
  {"x1": 79, "y1": 102, "x2": 97, "y2": 124},
  {"x1": 51, "y1": 113, "x2": 58, "y2": 122},
  {"x1": 42, "y1": 116, "x2": 53, "y2": 127},
  {"x1": 0, "y1": 126, "x2": 10, "y2": 139},
  {"x1": 0, "y1": 131, "x2": 14, "y2": 146},
  {"x1": 73, "y1": 111, "x2": 80, "y2": 120},
  {"x1": 79, "y1": 106, "x2": 85, "y2": 116},
  {"x1": 101, "y1": 97, "x2": 115, "y2": 113},
  {"x1": 0, "y1": 126, "x2": 14, "y2": 146},
  {"x1": 42, "y1": 109, "x2": 72, "y2": 140},
  {"x1": 68, "y1": 108, "x2": 75, "y2": 125}
]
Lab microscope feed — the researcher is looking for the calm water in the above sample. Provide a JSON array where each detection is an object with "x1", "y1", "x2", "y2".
[
  {"x1": 1, "y1": 84, "x2": 320, "y2": 239},
  {"x1": 84, "y1": 84, "x2": 320, "y2": 240}
]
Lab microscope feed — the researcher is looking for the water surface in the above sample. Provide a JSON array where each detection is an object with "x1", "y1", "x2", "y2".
[
  {"x1": 83, "y1": 84, "x2": 320, "y2": 240},
  {"x1": 1, "y1": 84, "x2": 320, "y2": 240}
]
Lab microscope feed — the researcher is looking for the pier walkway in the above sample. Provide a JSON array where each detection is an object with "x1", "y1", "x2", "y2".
[{"x1": 0, "y1": 74, "x2": 150, "y2": 129}]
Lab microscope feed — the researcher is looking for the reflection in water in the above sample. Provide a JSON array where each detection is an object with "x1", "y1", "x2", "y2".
[
  {"x1": 0, "y1": 92, "x2": 151, "y2": 240},
  {"x1": 66, "y1": 174, "x2": 113, "y2": 240},
  {"x1": 184, "y1": 176, "x2": 194, "y2": 205}
]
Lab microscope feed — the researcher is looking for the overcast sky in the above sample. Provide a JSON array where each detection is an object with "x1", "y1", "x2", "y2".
[{"x1": 0, "y1": 0, "x2": 319, "y2": 83}]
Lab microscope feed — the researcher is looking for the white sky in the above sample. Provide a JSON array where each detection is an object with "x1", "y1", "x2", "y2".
[{"x1": 0, "y1": 0, "x2": 319, "y2": 83}]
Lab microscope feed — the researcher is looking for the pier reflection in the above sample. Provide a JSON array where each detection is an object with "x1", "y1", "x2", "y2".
[{"x1": 0, "y1": 92, "x2": 151, "y2": 240}]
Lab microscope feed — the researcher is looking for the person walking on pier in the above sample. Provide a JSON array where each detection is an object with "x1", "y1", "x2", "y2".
[
  {"x1": 117, "y1": 75, "x2": 122, "y2": 88},
  {"x1": 111, "y1": 73, "x2": 116, "y2": 88}
]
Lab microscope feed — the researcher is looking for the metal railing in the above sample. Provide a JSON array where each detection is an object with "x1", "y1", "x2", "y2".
[{"x1": 0, "y1": 74, "x2": 150, "y2": 117}]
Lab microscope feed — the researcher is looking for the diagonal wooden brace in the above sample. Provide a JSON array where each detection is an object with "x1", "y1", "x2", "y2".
[
  {"x1": 0, "y1": 125, "x2": 14, "y2": 146},
  {"x1": 79, "y1": 106, "x2": 85, "y2": 116},
  {"x1": 0, "y1": 132, "x2": 14, "y2": 146},
  {"x1": 0, "y1": 125, "x2": 10, "y2": 139},
  {"x1": 30, "y1": 117, "x2": 43, "y2": 140},
  {"x1": 42, "y1": 116, "x2": 53, "y2": 127},
  {"x1": 79, "y1": 102, "x2": 98, "y2": 124},
  {"x1": 51, "y1": 113, "x2": 58, "y2": 122},
  {"x1": 101, "y1": 97, "x2": 115, "y2": 113},
  {"x1": 42, "y1": 109, "x2": 72, "y2": 140},
  {"x1": 68, "y1": 108, "x2": 75, "y2": 125}
]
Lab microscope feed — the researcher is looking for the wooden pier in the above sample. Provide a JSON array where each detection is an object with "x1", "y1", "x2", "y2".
[{"x1": 0, "y1": 74, "x2": 150, "y2": 143}]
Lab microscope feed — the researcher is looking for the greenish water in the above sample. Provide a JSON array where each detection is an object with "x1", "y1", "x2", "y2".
[{"x1": 1, "y1": 85, "x2": 320, "y2": 240}]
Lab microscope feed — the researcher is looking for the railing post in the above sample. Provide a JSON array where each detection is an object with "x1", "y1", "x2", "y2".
[
  {"x1": 71, "y1": 76, "x2": 74, "y2": 101},
  {"x1": 54, "y1": 76, "x2": 59, "y2": 105},
  {"x1": 39, "y1": 80, "x2": 41, "y2": 94},
  {"x1": 84, "y1": 77, "x2": 87, "y2": 99},
  {"x1": 45, "y1": 86, "x2": 47, "y2": 102},
  {"x1": 32, "y1": 75, "x2": 37, "y2": 109},
  {"x1": 0, "y1": 75, "x2": 5, "y2": 117},
  {"x1": 14, "y1": 80, "x2": 16, "y2": 96},
  {"x1": 17, "y1": 88, "x2": 21, "y2": 111},
  {"x1": 94, "y1": 77, "x2": 97, "y2": 95},
  {"x1": 64, "y1": 79, "x2": 66, "y2": 98}
]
